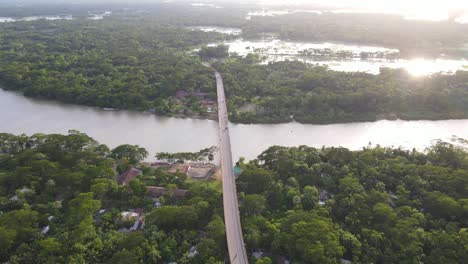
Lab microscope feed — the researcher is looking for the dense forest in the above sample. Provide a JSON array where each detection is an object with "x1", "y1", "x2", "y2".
[
  {"x1": 215, "y1": 58, "x2": 468, "y2": 124},
  {"x1": 0, "y1": 19, "x2": 226, "y2": 116},
  {"x1": 0, "y1": 132, "x2": 467, "y2": 263},
  {"x1": 236, "y1": 139, "x2": 468, "y2": 263}
]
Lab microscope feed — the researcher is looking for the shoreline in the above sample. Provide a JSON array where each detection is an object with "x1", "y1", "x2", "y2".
[{"x1": 1, "y1": 87, "x2": 467, "y2": 125}]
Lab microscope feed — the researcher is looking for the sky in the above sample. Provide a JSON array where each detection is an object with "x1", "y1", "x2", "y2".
[
  {"x1": 259, "y1": 0, "x2": 468, "y2": 16},
  {"x1": 5, "y1": 0, "x2": 468, "y2": 16}
]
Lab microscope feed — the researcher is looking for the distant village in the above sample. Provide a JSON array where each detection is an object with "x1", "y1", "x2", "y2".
[{"x1": 174, "y1": 90, "x2": 217, "y2": 117}]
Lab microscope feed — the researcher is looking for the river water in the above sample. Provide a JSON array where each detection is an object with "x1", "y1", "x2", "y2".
[{"x1": 1, "y1": 89, "x2": 467, "y2": 161}]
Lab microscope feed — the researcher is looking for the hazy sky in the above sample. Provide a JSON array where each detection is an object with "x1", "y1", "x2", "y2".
[
  {"x1": 5, "y1": 0, "x2": 468, "y2": 14},
  {"x1": 5, "y1": 0, "x2": 468, "y2": 8}
]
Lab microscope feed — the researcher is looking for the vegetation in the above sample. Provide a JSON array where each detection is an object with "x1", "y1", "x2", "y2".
[
  {"x1": 156, "y1": 146, "x2": 216, "y2": 163},
  {"x1": 0, "y1": 131, "x2": 226, "y2": 263},
  {"x1": 1, "y1": 4, "x2": 468, "y2": 124},
  {"x1": 198, "y1": 45, "x2": 230, "y2": 60},
  {"x1": 0, "y1": 19, "x2": 224, "y2": 116},
  {"x1": 235, "y1": 140, "x2": 468, "y2": 263},
  {"x1": 214, "y1": 58, "x2": 468, "y2": 124},
  {"x1": 1, "y1": 132, "x2": 467, "y2": 263}
]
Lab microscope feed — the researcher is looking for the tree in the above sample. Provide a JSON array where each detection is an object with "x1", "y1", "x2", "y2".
[
  {"x1": 111, "y1": 145, "x2": 148, "y2": 165},
  {"x1": 423, "y1": 191, "x2": 461, "y2": 220},
  {"x1": 237, "y1": 165, "x2": 274, "y2": 194},
  {"x1": 107, "y1": 250, "x2": 140, "y2": 264},
  {"x1": 198, "y1": 45, "x2": 229, "y2": 60},
  {"x1": 146, "y1": 206, "x2": 198, "y2": 231},
  {"x1": 37, "y1": 238, "x2": 62, "y2": 261},
  {"x1": 206, "y1": 216, "x2": 226, "y2": 246},
  {"x1": 371, "y1": 203, "x2": 396, "y2": 232},
  {"x1": 241, "y1": 194, "x2": 266, "y2": 216},
  {"x1": 302, "y1": 186, "x2": 319, "y2": 210},
  {"x1": 279, "y1": 211, "x2": 344, "y2": 263},
  {"x1": 0, "y1": 208, "x2": 39, "y2": 243},
  {"x1": 0, "y1": 227, "x2": 16, "y2": 261},
  {"x1": 68, "y1": 192, "x2": 101, "y2": 221},
  {"x1": 255, "y1": 257, "x2": 273, "y2": 264},
  {"x1": 128, "y1": 179, "x2": 147, "y2": 197}
]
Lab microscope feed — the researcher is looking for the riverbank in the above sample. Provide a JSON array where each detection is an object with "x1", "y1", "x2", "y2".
[
  {"x1": 1, "y1": 88, "x2": 467, "y2": 162},
  {"x1": 2, "y1": 86, "x2": 467, "y2": 126},
  {"x1": 230, "y1": 111, "x2": 468, "y2": 125}
]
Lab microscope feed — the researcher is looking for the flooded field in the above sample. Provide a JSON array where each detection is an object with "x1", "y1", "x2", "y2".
[
  {"x1": 189, "y1": 26, "x2": 242, "y2": 35},
  {"x1": 219, "y1": 38, "x2": 468, "y2": 76}
]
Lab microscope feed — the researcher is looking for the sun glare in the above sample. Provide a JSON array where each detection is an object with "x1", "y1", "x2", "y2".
[
  {"x1": 405, "y1": 59, "x2": 436, "y2": 77},
  {"x1": 307, "y1": 0, "x2": 468, "y2": 21}
]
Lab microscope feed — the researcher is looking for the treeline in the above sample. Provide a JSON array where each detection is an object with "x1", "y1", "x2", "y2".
[
  {"x1": 235, "y1": 141, "x2": 468, "y2": 263},
  {"x1": 0, "y1": 19, "x2": 222, "y2": 115},
  {"x1": 214, "y1": 58, "x2": 468, "y2": 124},
  {"x1": 242, "y1": 12, "x2": 468, "y2": 58},
  {"x1": 156, "y1": 146, "x2": 216, "y2": 163},
  {"x1": 198, "y1": 45, "x2": 229, "y2": 60},
  {"x1": 0, "y1": 132, "x2": 227, "y2": 263}
]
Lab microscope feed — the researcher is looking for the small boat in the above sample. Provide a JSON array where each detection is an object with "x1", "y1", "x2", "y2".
[{"x1": 103, "y1": 108, "x2": 117, "y2": 111}]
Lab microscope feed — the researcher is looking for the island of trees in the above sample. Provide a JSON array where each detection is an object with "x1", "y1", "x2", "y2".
[
  {"x1": 0, "y1": 19, "x2": 228, "y2": 117},
  {"x1": 0, "y1": 132, "x2": 467, "y2": 263},
  {"x1": 213, "y1": 58, "x2": 468, "y2": 124}
]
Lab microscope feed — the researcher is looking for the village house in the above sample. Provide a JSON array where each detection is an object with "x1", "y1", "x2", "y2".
[
  {"x1": 117, "y1": 167, "x2": 143, "y2": 185},
  {"x1": 10, "y1": 187, "x2": 32, "y2": 202},
  {"x1": 41, "y1": 226, "x2": 50, "y2": 235},
  {"x1": 148, "y1": 161, "x2": 172, "y2": 169},
  {"x1": 319, "y1": 190, "x2": 330, "y2": 206},
  {"x1": 174, "y1": 90, "x2": 215, "y2": 111},
  {"x1": 120, "y1": 209, "x2": 145, "y2": 232},
  {"x1": 188, "y1": 246, "x2": 198, "y2": 258},
  {"x1": 120, "y1": 211, "x2": 140, "y2": 221},
  {"x1": 187, "y1": 163, "x2": 215, "y2": 179},
  {"x1": 146, "y1": 186, "x2": 188, "y2": 199},
  {"x1": 167, "y1": 163, "x2": 190, "y2": 174}
]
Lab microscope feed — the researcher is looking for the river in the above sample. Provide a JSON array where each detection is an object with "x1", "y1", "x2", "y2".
[{"x1": 1, "y1": 89, "x2": 467, "y2": 161}]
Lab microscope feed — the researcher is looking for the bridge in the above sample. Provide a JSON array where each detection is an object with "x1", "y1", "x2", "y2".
[{"x1": 215, "y1": 70, "x2": 249, "y2": 264}]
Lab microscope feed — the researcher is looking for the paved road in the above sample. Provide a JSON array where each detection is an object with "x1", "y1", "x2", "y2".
[{"x1": 215, "y1": 71, "x2": 249, "y2": 264}]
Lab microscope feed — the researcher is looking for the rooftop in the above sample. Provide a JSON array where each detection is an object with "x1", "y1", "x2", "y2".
[
  {"x1": 118, "y1": 167, "x2": 142, "y2": 185},
  {"x1": 147, "y1": 186, "x2": 188, "y2": 198}
]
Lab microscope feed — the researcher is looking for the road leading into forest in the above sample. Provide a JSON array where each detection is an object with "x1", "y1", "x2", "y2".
[{"x1": 215, "y1": 70, "x2": 249, "y2": 264}]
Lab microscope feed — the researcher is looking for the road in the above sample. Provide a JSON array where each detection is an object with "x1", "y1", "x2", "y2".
[{"x1": 215, "y1": 70, "x2": 249, "y2": 264}]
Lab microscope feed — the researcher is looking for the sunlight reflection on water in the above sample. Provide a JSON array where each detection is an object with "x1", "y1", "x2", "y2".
[{"x1": 221, "y1": 38, "x2": 468, "y2": 76}]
